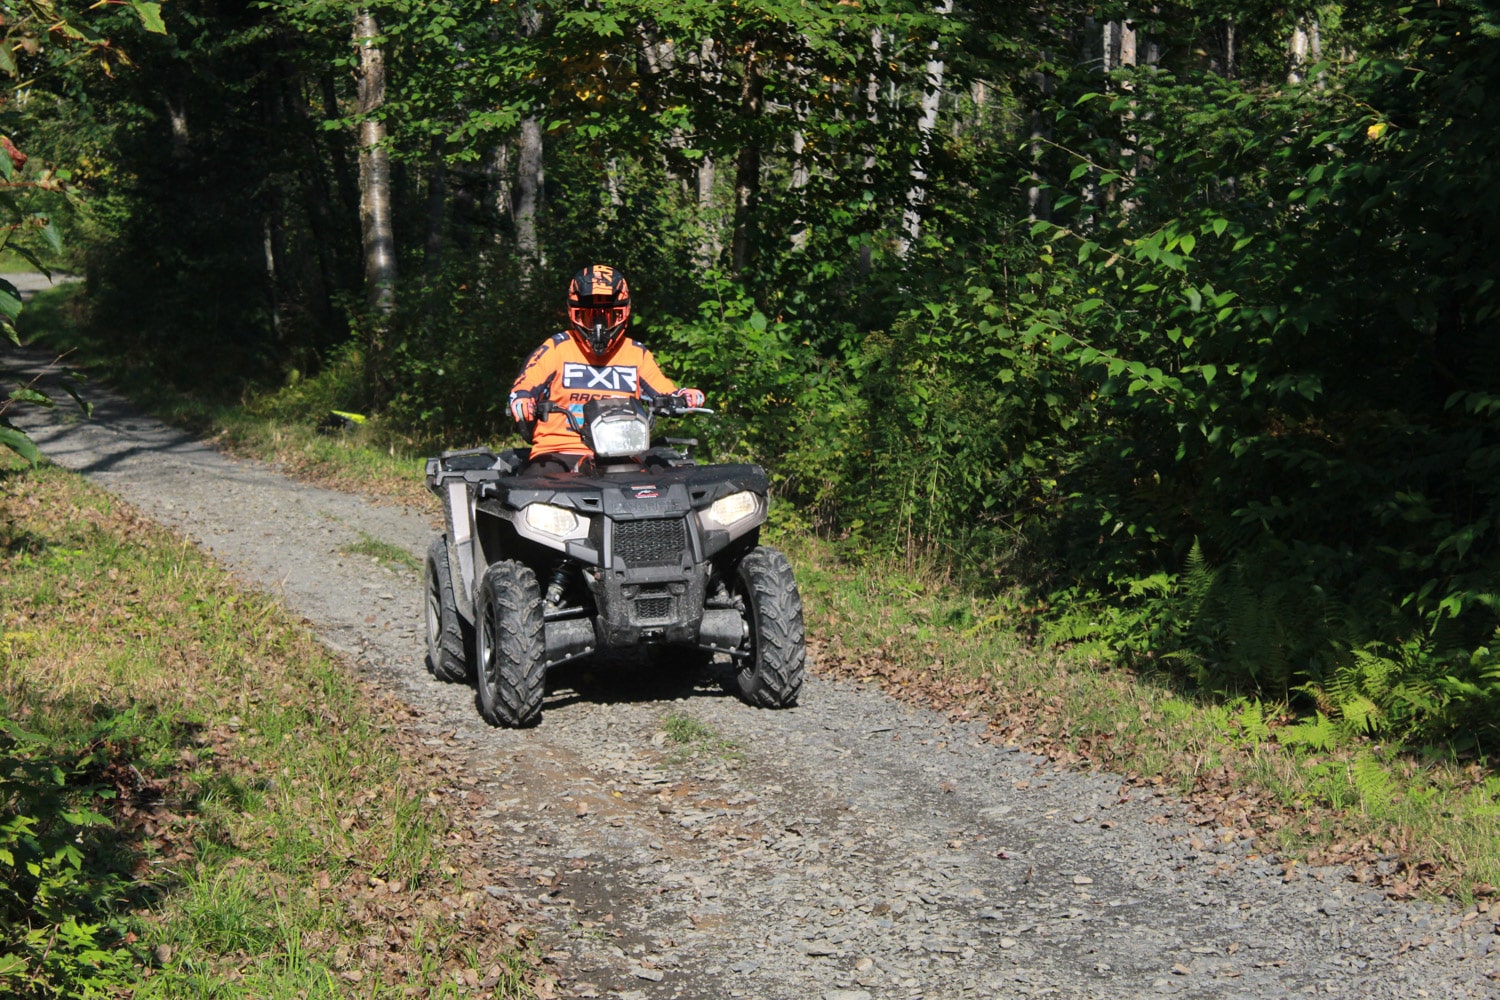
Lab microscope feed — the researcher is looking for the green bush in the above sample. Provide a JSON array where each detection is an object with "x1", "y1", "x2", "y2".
[{"x1": 0, "y1": 715, "x2": 142, "y2": 998}]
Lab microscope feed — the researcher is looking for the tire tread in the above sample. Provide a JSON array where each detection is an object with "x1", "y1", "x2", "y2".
[
  {"x1": 729, "y1": 546, "x2": 806, "y2": 708},
  {"x1": 424, "y1": 537, "x2": 471, "y2": 683},
  {"x1": 476, "y1": 560, "x2": 547, "y2": 727}
]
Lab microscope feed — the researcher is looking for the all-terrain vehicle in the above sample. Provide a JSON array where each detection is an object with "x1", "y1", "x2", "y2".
[{"x1": 422, "y1": 396, "x2": 805, "y2": 727}]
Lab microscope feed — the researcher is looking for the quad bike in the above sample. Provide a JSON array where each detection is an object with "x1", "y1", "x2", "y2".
[{"x1": 422, "y1": 395, "x2": 806, "y2": 727}]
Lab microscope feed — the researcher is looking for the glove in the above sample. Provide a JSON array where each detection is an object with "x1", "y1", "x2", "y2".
[
  {"x1": 509, "y1": 395, "x2": 536, "y2": 423},
  {"x1": 673, "y1": 387, "x2": 705, "y2": 408}
]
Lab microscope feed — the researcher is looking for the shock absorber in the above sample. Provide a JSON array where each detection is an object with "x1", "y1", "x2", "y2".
[{"x1": 545, "y1": 561, "x2": 576, "y2": 607}]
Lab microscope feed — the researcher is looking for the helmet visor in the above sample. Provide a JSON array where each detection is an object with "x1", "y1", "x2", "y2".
[
  {"x1": 571, "y1": 305, "x2": 628, "y2": 331},
  {"x1": 570, "y1": 304, "x2": 629, "y2": 344}
]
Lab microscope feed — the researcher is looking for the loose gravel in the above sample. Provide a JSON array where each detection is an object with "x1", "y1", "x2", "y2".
[{"x1": 7, "y1": 332, "x2": 1498, "y2": 1000}]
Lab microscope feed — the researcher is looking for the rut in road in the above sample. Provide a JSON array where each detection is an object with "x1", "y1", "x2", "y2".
[{"x1": 7, "y1": 343, "x2": 1498, "y2": 999}]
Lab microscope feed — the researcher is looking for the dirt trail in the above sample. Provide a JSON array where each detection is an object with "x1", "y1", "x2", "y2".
[{"x1": 6, "y1": 337, "x2": 1498, "y2": 999}]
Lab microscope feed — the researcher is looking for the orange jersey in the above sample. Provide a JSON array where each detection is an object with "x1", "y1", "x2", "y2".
[{"x1": 509, "y1": 332, "x2": 679, "y2": 456}]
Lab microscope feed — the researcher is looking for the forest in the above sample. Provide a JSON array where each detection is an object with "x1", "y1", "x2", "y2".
[{"x1": 4, "y1": 0, "x2": 1500, "y2": 744}]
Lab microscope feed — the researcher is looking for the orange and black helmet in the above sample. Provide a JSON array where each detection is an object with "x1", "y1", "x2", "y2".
[{"x1": 567, "y1": 264, "x2": 632, "y2": 360}]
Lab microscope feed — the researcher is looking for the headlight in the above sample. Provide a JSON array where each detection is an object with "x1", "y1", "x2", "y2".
[
  {"x1": 706, "y1": 491, "x2": 760, "y2": 528},
  {"x1": 523, "y1": 503, "x2": 586, "y2": 539},
  {"x1": 588, "y1": 414, "x2": 651, "y2": 457}
]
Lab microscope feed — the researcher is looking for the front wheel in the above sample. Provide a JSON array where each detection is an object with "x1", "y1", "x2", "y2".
[
  {"x1": 424, "y1": 536, "x2": 472, "y2": 683},
  {"x1": 474, "y1": 560, "x2": 547, "y2": 727},
  {"x1": 722, "y1": 546, "x2": 806, "y2": 708}
]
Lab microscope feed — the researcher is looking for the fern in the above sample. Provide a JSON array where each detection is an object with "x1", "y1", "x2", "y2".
[
  {"x1": 1234, "y1": 699, "x2": 1271, "y2": 743},
  {"x1": 1276, "y1": 711, "x2": 1339, "y2": 752},
  {"x1": 1350, "y1": 751, "x2": 1394, "y2": 813},
  {"x1": 1179, "y1": 539, "x2": 1216, "y2": 613}
]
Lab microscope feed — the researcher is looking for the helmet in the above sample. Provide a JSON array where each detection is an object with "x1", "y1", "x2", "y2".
[{"x1": 567, "y1": 264, "x2": 632, "y2": 360}]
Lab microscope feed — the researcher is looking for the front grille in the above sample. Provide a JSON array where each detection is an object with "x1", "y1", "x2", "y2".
[
  {"x1": 612, "y1": 518, "x2": 685, "y2": 566},
  {"x1": 635, "y1": 596, "x2": 672, "y2": 622}
]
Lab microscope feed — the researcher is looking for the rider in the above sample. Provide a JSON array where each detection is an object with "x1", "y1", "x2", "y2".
[{"x1": 508, "y1": 264, "x2": 704, "y2": 474}]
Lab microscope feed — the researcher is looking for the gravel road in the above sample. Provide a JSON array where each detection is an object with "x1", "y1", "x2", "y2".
[{"x1": 6, "y1": 328, "x2": 1498, "y2": 1000}]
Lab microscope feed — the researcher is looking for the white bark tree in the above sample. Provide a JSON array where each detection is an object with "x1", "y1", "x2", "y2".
[
  {"x1": 1288, "y1": 16, "x2": 1323, "y2": 85},
  {"x1": 897, "y1": 0, "x2": 953, "y2": 259},
  {"x1": 353, "y1": 8, "x2": 395, "y2": 317}
]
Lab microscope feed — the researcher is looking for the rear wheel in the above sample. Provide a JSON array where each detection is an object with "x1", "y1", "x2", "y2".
[
  {"x1": 424, "y1": 536, "x2": 471, "y2": 682},
  {"x1": 474, "y1": 560, "x2": 547, "y2": 727},
  {"x1": 722, "y1": 546, "x2": 805, "y2": 708}
]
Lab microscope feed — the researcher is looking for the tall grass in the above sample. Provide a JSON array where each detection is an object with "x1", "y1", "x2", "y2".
[{"x1": 0, "y1": 459, "x2": 537, "y2": 998}]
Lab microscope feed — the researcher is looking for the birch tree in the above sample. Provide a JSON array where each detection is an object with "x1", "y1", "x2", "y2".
[
  {"x1": 898, "y1": 0, "x2": 953, "y2": 259},
  {"x1": 353, "y1": 8, "x2": 395, "y2": 316}
]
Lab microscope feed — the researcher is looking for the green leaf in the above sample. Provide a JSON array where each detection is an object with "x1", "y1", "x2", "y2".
[
  {"x1": 34, "y1": 214, "x2": 61, "y2": 253},
  {"x1": 0, "y1": 281, "x2": 21, "y2": 321},
  {"x1": 8, "y1": 387, "x2": 50, "y2": 406},
  {"x1": 0, "y1": 424, "x2": 39, "y2": 465},
  {"x1": 1201, "y1": 364, "x2": 1217, "y2": 386},
  {"x1": 58, "y1": 379, "x2": 92, "y2": 418},
  {"x1": 1178, "y1": 234, "x2": 1196, "y2": 256},
  {"x1": 1210, "y1": 218, "x2": 1228, "y2": 237},
  {"x1": 130, "y1": 1, "x2": 168, "y2": 34}
]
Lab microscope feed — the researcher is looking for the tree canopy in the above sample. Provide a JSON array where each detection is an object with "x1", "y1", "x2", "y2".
[{"x1": 12, "y1": 0, "x2": 1500, "y2": 742}]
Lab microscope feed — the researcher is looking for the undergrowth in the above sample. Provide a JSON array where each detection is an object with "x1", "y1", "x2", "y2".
[
  {"x1": 0, "y1": 459, "x2": 539, "y2": 998},
  {"x1": 785, "y1": 533, "x2": 1500, "y2": 902}
]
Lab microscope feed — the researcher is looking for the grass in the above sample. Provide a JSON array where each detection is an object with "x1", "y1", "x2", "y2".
[
  {"x1": 0, "y1": 458, "x2": 539, "y2": 998},
  {"x1": 341, "y1": 530, "x2": 421, "y2": 573},
  {"x1": 659, "y1": 712, "x2": 742, "y2": 764},
  {"x1": 785, "y1": 532, "x2": 1500, "y2": 903}
]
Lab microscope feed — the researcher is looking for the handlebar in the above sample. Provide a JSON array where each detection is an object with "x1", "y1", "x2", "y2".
[{"x1": 534, "y1": 397, "x2": 714, "y2": 425}]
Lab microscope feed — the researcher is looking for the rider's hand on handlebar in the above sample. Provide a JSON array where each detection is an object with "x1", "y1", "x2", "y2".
[
  {"x1": 509, "y1": 396, "x2": 536, "y2": 423},
  {"x1": 672, "y1": 388, "x2": 705, "y2": 409}
]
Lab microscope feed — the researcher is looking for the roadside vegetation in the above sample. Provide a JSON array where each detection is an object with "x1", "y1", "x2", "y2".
[
  {"x1": 15, "y1": 281, "x2": 1500, "y2": 908},
  {"x1": 0, "y1": 457, "x2": 541, "y2": 998}
]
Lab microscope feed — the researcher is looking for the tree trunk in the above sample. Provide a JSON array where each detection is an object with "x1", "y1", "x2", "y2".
[
  {"x1": 1288, "y1": 17, "x2": 1321, "y2": 85},
  {"x1": 789, "y1": 129, "x2": 810, "y2": 251},
  {"x1": 280, "y1": 69, "x2": 340, "y2": 333},
  {"x1": 1026, "y1": 68, "x2": 1053, "y2": 222},
  {"x1": 320, "y1": 72, "x2": 360, "y2": 281},
  {"x1": 353, "y1": 8, "x2": 395, "y2": 410},
  {"x1": 695, "y1": 155, "x2": 718, "y2": 267},
  {"x1": 899, "y1": 1, "x2": 953, "y2": 259},
  {"x1": 514, "y1": 2, "x2": 544, "y2": 283},
  {"x1": 730, "y1": 43, "x2": 764, "y2": 276},
  {"x1": 165, "y1": 94, "x2": 190, "y2": 162},
  {"x1": 861, "y1": 27, "x2": 882, "y2": 274},
  {"x1": 514, "y1": 116, "x2": 544, "y2": 278},
  {"x1": 1118, "y1": 21, "x2": 1137, "y2": 68},
  {"x1": 262, "y1": 204, "x2": 285, "y2": 342},
  {"x1": 690, "y1": 38, "x2": 721, "y2": 269},
  {"x1": 353, "y1": 8, "x2": 395, "y2": 317},
  {"x1": 424, "y1": 136, "x2": 447, "y2": 282}
]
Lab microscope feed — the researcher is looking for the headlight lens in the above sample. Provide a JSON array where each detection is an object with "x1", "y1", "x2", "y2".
[
  {"x1": 589, "y1": 414, "x2": 651, "y2": 457},
  {"x1": 707, "y1": 491, "x2": 760, "y2": 528},
  {"x1": 524, "y1": 503, "x2": 582, "y2": 538}
]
